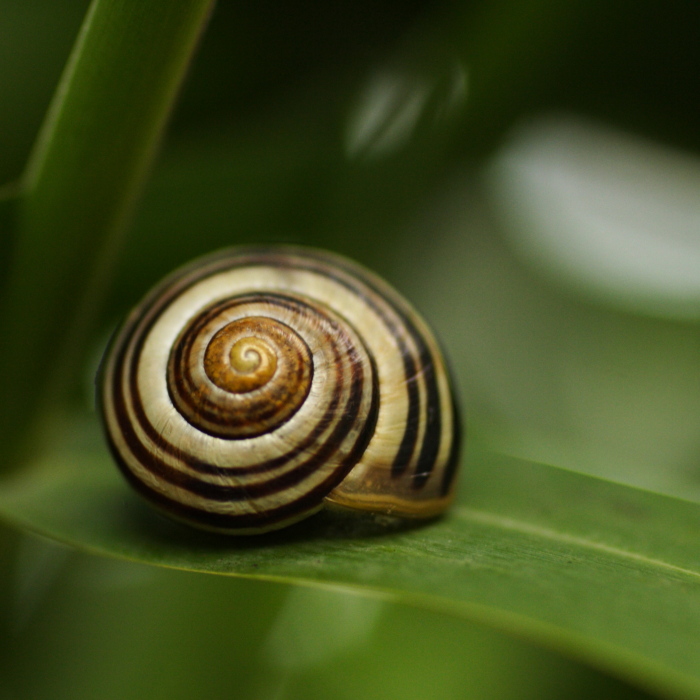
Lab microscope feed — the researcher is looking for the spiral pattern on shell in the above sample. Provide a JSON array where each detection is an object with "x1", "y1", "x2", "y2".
[{"x1": 99, "y1": 247, "x2": 460, "y2": 534}]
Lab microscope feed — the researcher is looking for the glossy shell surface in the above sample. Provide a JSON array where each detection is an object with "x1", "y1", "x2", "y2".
[{"x1": 99, "y1": 247, "x2": 460, "y2": 534}]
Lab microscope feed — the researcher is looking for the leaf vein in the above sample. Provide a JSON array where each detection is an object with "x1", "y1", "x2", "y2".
[{"x1": 453, "y1": 506, "x2": 700, "y2": 580}]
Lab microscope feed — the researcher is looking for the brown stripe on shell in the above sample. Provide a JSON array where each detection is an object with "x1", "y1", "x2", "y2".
[
  {"x1": 107, "y1": 324, "x2": 379, "y2": 530},
  {"x1": 102, "y1": 282, "x2": 380, "y2": 529},
  {"x1": 222, "y1": 249, "x2": 448, "y2": 490},
  {"x1": 125, "y1": 297, "x2": 368, "y2": 479},
  {"x1": 167, "y1": 295, "x2": 315, "y2": 439},
  {"x1": 188, "y1": 249, "x2": 429, "y2": 480},
  {"x1": 98, "y1": 246, "x2": 459, "y2": 533}
]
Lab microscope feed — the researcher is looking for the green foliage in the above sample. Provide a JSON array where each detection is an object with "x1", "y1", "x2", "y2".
[
  {"x1": 0, "y1": 1, "x2": 699, "y2": 698},
  {"x1": 0, "y1": 0, "x2": 215, "y2": 462},
  {"x1": 0, "y1": 425, "x2": 699, "y2": 697}
]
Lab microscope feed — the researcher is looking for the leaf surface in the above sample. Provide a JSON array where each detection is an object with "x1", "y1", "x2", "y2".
[{"x1": 1, "y1": 415, "x2": 699, "y2": 699}]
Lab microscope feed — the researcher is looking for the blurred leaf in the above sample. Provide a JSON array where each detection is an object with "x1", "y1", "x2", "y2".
[
  {"x1": 390, "y1": 175, "x2": 700, "y2": 503},
  {"x1": 0, "y1": 0, "x2": 90, "y2": 183},
  {"x1": 0, "y1": 416, "x2": 699, "y2": 699},
  {"x1": 0, "y1": 184, "x2": 19, "y2": 287},
  {"x1": 487, "y1": 116, "x2": 700, "y2": 320},
  {"x1": 0, "y1": 0, "x2": 215, "y2": 465}
]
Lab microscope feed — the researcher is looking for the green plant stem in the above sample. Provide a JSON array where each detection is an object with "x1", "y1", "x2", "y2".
[{"x1": 0, "y1": 0, "x2": 215, "y2": 468}]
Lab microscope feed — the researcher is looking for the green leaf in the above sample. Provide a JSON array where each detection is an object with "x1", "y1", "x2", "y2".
[
  {"x1": 0, "y1": 0, "x2": 215, "y2": 464},
  {"x1": 1, "y1": 414, "x2": 700, "y2": 699},
  {"x1": 0, "y1": 534, "x2": 649, "y2": 700}
]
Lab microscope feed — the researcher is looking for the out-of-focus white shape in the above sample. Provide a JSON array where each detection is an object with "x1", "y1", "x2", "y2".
[
  {"x1": 345, "y1": 72, "x2": 429, "y2": 158},
  {"x1": 345, "y1": 63, "x2": 468, "y2": 160},
  {"x1": 488, "y1": 116, "x2": 700, "y2": 319}
]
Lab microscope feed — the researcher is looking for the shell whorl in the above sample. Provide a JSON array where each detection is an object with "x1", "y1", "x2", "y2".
[{"x1": 99, "y1": 247, "x2": 460, "y2": 534}]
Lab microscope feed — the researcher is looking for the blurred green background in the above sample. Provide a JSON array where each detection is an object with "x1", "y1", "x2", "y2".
[{"x1": 1, "y1": 1, "x2": 699, "y2": 698}]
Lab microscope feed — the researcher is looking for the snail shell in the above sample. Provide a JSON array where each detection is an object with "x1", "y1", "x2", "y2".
[{"x1": 99, "y1": 247, "x2": 461, "y2": 534}]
